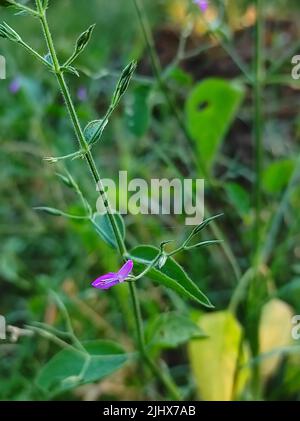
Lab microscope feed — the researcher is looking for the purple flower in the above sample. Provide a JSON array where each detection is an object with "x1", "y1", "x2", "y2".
[
  {"x1": 91, "y1": 260, "x2": 134, "y2": 290},
  {"x1": 194, "y1": 0, "x2": 209, "y2": 12},
  {"x1": 77, "y1": 86, "x2": 87, "y2": 102},
  {"x1": 9, "y1": 78, "x2": 21, "y2": 94}
]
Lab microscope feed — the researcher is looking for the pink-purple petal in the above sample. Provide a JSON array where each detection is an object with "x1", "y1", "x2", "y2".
[
  {"x1": 94, "y1": 278, "x2": 120, "y2": 290},
  {"x1": 117, "y1": 260, "x2": 134, "y2": 279},
  {"x1": 91, "y1": 260, "x2": 134, "y2": 291},
  {"x1": 194, "y1": 0, "x2": 208, "y2": 12},
  {"x1": 91, "y1": 272, "x2": 118, "y2": 289}
]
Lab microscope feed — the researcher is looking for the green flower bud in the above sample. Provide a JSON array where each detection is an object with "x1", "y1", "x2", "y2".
[
  {"x1": 75, "y1": 24, "x2": 95, "y2": 54},
  {"x1": 111, "y1": 61, "x2": 137, "y2": 108},
  {"x1": 0, "y1": 22, "x2": 21, "y2": 42}
]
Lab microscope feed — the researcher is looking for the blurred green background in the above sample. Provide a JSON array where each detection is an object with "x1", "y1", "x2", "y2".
[{"x1": 1, "y1": 0, "x2": 300, "y2": 401}]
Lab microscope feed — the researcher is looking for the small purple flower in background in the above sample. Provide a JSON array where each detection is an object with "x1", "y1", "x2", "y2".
[
  {"x1": 194, "y1": 0, "x2": 209, "y2": 12},
  {"x1": 9, "y1": 77, "x2": 21, "y2": 94},
  {"x1": 91, "y1": 260, "x2": 134, "y2": 290},
  {"x1": 77, "y1": 86, "x2": 87, "y2": 102}
]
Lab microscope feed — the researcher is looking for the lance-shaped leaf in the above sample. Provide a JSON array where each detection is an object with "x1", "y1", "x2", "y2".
[
  {"x1": 189, "y1": 214, "x2": 223, "y2": 238},
  {"x1": 184, "y1": 239, "x2": 223, "y2": 251},
  {"x1": 130, "y1": 245, "x2": 213, "y2": 308},
  {"x1": 34, "y1": 207, "x2": 88, "y2": 220},
  {"x1": 34, "y1": 206, "x2": 66, "y2": 217}
]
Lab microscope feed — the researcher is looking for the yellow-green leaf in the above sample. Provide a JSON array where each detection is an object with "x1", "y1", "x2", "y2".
[
  {"x1": 188, "y1": 311, "x2": 244, "y2": 401},
  {"x1": 259, "y1": 298, "x2": 294, "y2": 380}
]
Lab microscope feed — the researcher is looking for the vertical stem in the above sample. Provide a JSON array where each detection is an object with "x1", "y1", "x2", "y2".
[
  {"x1": 128, "y1": 282, "x2": 145, "y2": 351},
  {"x1": 252, "y1": 0, "x2": 264, "y2": 399},
  {"x1": 35, "y1": 0, "x2": 181, "y2": 400},
  {"x1": 253, "y1": 0, "x2": 264, "y2": 260}
]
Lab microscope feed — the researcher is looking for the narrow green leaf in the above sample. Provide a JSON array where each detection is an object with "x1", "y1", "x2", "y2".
[
  {"x1": 185, "y1": 239, "x2": 223, "y2": 250},
  {"x1": 34, "y1": 206, "x2": 65, "y2": 216},
  {"x1": 190, "y1": 214, "x2": 223, "y2": 238},
  {"x1": 130, "y1": 245, "x2": 213, "y2": 308}
]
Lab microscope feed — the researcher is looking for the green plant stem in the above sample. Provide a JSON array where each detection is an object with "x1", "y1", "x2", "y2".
[
  {"x1": 128, "y1": 282, "x2": 180, "y2": 400},
  {"x1": 130, "y1": 253, "x2": 162, "y2": 280},
  {"x1": 35, "y1": 0, "x2": 181, "y2": 400},
  {"x1": 253, "y1": 0, "x2": 264, "y2": 262},
  {"x1": 251, "y1": 0, "x2": 265, "y2": 398}
]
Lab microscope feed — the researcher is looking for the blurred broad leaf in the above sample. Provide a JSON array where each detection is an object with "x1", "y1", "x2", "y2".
[
  {"x1": 259, "y1": 299, "x2": 294, "y2": 380},
  {"x1": 262, "y1": 159, "x2": 295, "y2": 194},
  {"x1": 167, "y1": 66, "x2": 193, "y2": 87},
  {"x1": 125, "y1": 84, "x2": 151, "y2": 137},
  {"x1": 93, "y1": 212, "x2": 125, "y2": 249},
  {"x1": 224, "y1": 182, "x2": 250, "y2": 217},
  {"x1": 130, "y1": 245, "x2": 213, "y2": 308},
  {"x1": 185, "y1": 78, "x2": 244, "y2": 174},
  {"x1": 37, "y1": 340, "x2": 128, "y2": 395},
  {"x1": 188, "y1": 311, "x2": 247, "y2": 401},
  {"x1": 145, "y1": 312, "x2": 206, "y2": 349}
]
